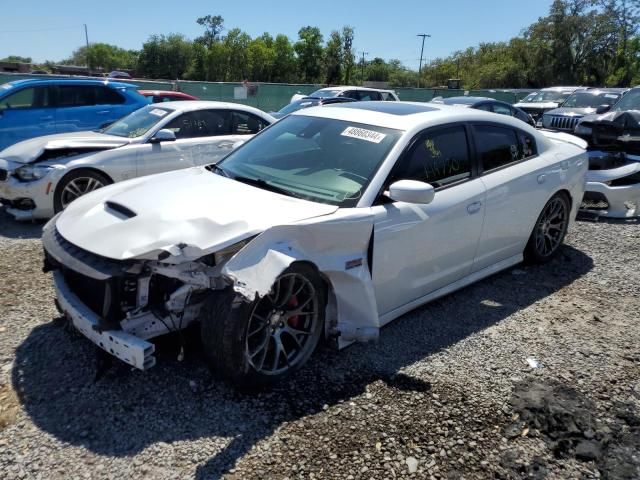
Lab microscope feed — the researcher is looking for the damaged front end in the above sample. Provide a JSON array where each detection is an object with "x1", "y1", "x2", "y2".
[
  {"x1": 42, "y1": 220, "x2": 227, "y2": 369},
  {"x1": 575, "y1": 111, "x2": 640, "y2": 217}
]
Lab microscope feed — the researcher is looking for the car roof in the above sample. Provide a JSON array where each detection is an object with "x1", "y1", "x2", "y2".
[
  {"x1": 139, "y1": 90, "x2": 194, "y2": 96},
  {"x1": 573, "y1": 88, "x2": 628, "y2": 95},
  {"x1": 540, "y1": 86, "x2": 583, "y2": 92},
  {"x1": 434, "y1": 96, "x2": 496, "y2": 105},
  {"x1": 1, "y1": 78, "x2": 137, "y2": 89},
  {"x1": 315, "y1": 85, "x2": 396, "y2": 93},
  {"x1": 146, "y1": 100, "x2": 270, "y2": 115},
  {"x1": 293, "y1": 101, "x2": 530, "y2": 131}
]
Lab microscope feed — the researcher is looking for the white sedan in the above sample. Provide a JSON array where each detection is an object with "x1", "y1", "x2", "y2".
[
  {"x1": 0, "y1": 101, "x2": 274, "y2": 220},
  {"x1": 42, "y1": 102, "x2": 587, "y2": 387}
]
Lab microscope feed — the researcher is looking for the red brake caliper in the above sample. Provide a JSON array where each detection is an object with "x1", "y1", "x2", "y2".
[{"x1": 287, "y1": 295, "x2": 300, "y2": 328}]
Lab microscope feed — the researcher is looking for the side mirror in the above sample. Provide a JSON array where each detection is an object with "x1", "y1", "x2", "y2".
[
  {"x1": 595, "y1": 104, "x2": 611, "y2": 114},
  {"x1": 386, "y1": 180, "x2": 435, "y2": 204},
  {"x1": 149, "y1": 129, "x2": 176, "y2": 143}
]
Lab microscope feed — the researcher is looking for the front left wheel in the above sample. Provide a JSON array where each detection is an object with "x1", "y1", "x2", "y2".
[
  {"x1": 53, "y1": 169, "x2": 111, "y2": 213},
  {"x1": 201, "y1": 263, "x2": 326, "y2": 388}
]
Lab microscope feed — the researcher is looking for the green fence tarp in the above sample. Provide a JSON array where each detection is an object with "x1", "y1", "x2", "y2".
[{"x1": 0, "y1": 72, "x2": 532, "y2": 111}]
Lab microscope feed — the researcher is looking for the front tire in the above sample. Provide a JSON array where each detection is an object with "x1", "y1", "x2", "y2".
[
  {"x1": 53, "y1": 170, "x2": 111, "y2": 213},
  {"x1": 201, "y1": 263, "x2": 326, "y2": 389},
  {"x1": 524, "y1": 192, "x2": 570, "y2": 264}
]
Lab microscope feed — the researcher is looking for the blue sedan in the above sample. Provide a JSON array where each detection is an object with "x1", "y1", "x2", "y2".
[{"x1": 0, "y1": 78, "x2": 149, "y2": 150}]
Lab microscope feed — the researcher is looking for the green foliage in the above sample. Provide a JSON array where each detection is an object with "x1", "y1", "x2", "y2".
[
  {"x1": 1, "y1": 55, "x2": 32, "y2": 63},
  {"x1": 294, "y1": 26, "x2": 324, "y2": 83},
  {"x1": 62, "y1": 44, "x2": 137, "y2": 71},
  {"x1": 138, "y1": 34, "x2": 193, "y2": 79}
]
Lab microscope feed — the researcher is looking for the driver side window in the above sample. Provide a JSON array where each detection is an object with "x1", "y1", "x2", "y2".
[
  {"x1": 164, "y1": 110, "x2": 230, "y2": 139},
  {"x1": 390, "y1": 126, "x2": 472, "y2": 189}
]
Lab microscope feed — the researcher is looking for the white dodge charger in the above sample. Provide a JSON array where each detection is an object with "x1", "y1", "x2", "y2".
[
  {"x1": 0, "y1": 101, "x2": 274, "y2": 220},
  {"x1": 42, "y1": 102, "x2": 587, "y2": 387}
]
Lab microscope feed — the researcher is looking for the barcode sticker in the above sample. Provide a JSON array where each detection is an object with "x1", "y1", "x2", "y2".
[{"x1": 341, "y1": 126, "x2": 387, "y2": 143}]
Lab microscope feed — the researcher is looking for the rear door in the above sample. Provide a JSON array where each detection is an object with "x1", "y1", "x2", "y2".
[
  {"x1": 54, "y1": 84, "x2": 125, "y2": 132},
  {"x1": 471, "y1": 123, "x2": 556, "y2": 271},
  {"x1": 0, "y1": 85, "x2": 56, "y2": 148}
]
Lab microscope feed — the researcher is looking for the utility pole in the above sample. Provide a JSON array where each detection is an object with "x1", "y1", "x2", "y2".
[
  {"x1": 84, "y1": 24, "x2": 90, "y2": 70},
  {"x1": 416, "y1": 33, "x2": 431, "y2": 89},
  {"x1": 359, "y1": 51, "x2": 368, "y2": 85}
]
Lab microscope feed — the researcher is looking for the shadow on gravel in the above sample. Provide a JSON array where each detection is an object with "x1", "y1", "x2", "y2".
[
  {"x1": 12, "y1": 245, "x2": 592, "y2": 479},
  {"x1": 0, "y1": 207, "x2": 45, "y2": 239}
]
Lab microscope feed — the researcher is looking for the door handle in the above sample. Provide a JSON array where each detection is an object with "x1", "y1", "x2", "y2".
[
  {"x1": 537, "y1": 174, "x2": 546, "y2": 184},
  {"x1": 96, "y1": 110, "x2": 110, "y2": 115},
  {"x1": 467, "y1": 201, "x2": 482, "y2": 214},
  {"x1": 217, "y1": 142, "x2": 235, "y2": 149}
]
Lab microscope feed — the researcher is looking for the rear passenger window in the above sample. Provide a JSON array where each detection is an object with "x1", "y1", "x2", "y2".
[
  {"x1": 392, "y1": 126, "x2": 471, "y2": 188},
  {"x1": 475, "y1": 125, "x2": 520, "y2": 171},
  {"x1": 359, "y1": 91, "x2": 382, "y2": 101},
  {"x1": 231, "y1": 111, "x2": 268, "y2": 134},
  {"x1": 58, "y1": 85, "x2": 95, "y2": 107},
  {"x1": 517, "y1": 130, "x2": 537, "y2": 159},
  {"x1": 96, "y1": 87, "x2": 125, "y2": 105}
]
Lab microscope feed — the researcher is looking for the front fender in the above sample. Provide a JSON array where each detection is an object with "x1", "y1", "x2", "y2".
[{"x1": 222, "y1": 209, "x2": 380, "y2": 345}]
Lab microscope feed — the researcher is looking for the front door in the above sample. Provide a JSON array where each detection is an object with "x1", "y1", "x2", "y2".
[
  {"x1": 371, "y1": 125, "x2": 486, "y2": 317},
  {"x1": 0, "y1": 85, "x2": 56, "y2": 149}
]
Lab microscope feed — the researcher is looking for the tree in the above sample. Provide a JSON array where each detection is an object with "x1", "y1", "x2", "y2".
[
  {"x1": 342, "y1": 26, "x2": 355, "y2": 84},
  {"x1": 138, "y1": 34, "x2": 193, "y2": 79},
  {"x1": 247, "y1": 33, "x2": 276, "y2": 81},
  {"x1": 272, "y1": 34, "x2": 297, "y2": 83},
  {"x1": 196, "y1": 15, "x2": 225, "y2": 48},
  {"x1": 324, "y1": 31, "x2": 343, "y2": 84},
  {"x1": 223, "y1": 28, "x2": 252, "y2": 81},
  {"x1": 294, "y1": 26, "x2": 324, "y2": 83}
]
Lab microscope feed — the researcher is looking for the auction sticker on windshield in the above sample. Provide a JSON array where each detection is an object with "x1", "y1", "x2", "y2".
[
  {"x1": 341, "y1": 126, "x2": 386, "y2": 143},
  {"x1": 149, "y1": 108, "x2": 168, "y2": 117}
]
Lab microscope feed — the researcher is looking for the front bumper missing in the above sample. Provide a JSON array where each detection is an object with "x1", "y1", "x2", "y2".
[
  {"x1": 53, "y1": 270, "x2": 156, "y2": 370},
  {"x1": 581, "y1": 151, "x2": 640, "y2": 218}
]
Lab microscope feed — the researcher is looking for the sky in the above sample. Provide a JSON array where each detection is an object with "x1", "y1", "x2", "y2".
[{"x1": 1, "y1": 0, "x2": 555, "y2": 70}]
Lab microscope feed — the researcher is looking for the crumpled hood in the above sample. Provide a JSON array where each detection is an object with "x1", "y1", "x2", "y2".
[
  {"x1": 514, "y1": 102, "x2": 561, "y2": 110},
  {"x1": 0, "y1": 131, "x2": 130, "y2": 164},
  {"x1": 55, "y1": 167, "x2": 339, "y2": 261},
  {"x1": 544, "y1": 107, "x2": 594, "y2": 117}
]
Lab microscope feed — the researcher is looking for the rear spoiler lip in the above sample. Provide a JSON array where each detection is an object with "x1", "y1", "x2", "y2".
[{"x1": 539, "y1": 129, "x2": 588, "y2": 149}]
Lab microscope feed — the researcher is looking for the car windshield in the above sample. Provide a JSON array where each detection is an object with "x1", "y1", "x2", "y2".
[
  {"x1": 102, "y1": 105, "x2": 172, "y2": 137},
  {"x1": 562, "y1": 92, "x2": 621, "y2": 108},
  {"x1": 215, "y1": 115, "x2": 402, "y2": 207},
  {"x1": 521, "y1": 92, "x2": 537, "y2": 102},
  {"x1": 524, "y1": 91, "x2": 572, "y2": 103},
  {"x1": 277, "y1": 98, "x2": 320, "y2": 115},
  {"x1": 309, "y1": 89, "x2": 342, "y2": 98},
  {"x1": 612, "y1": 90, "x2": 640, "y2": 112}
]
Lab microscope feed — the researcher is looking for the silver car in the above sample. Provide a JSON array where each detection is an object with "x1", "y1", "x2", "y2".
[{"x1": 0, "y1": 101, "x2": 275, "y2": 220}]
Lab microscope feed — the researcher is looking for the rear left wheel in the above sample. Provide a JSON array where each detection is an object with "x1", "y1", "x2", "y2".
[
  {"x1": 524, "y1": 192, "x2": 570, "y2": 264},
  {"x1": 201, "y1": 264, "x2": 326, "y2": 388}
]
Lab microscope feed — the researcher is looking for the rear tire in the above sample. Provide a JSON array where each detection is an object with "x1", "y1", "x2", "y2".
[
  {"x1": 53, "y1": 170, "x2": 111, "y2": 213},
  {"x1": 524, "y1": 192, "x2": 570, "y2": 264},
  {"x1": 201, "y1": 263, "x2": 326, "y2": 389}
]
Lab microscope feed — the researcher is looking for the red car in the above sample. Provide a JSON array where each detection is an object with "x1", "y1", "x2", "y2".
[{"x1": 139, "y1": 90, "x2": 198, "y2": 103}]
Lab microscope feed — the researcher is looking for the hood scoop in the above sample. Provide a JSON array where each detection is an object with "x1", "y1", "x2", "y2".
[{"x1": 104, "y1": 201, "x2": 137, "y2": 220}]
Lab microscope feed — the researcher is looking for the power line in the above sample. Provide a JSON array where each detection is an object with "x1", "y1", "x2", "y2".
[{"x1": 0, "y1": 25, "x2": 83, "y2": 34}]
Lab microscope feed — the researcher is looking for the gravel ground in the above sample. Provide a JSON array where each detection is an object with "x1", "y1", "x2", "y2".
[{"x1": 0, "y1": 208, "x2": 639, "y2": 480}]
